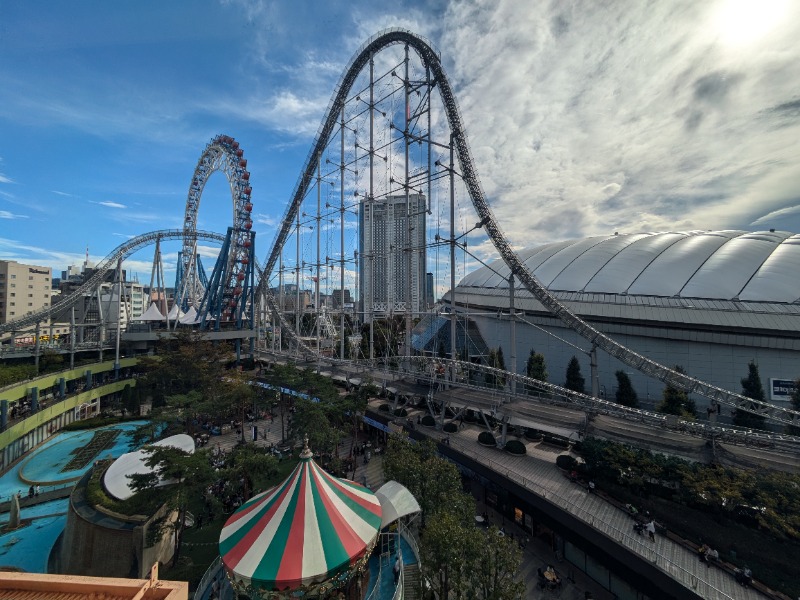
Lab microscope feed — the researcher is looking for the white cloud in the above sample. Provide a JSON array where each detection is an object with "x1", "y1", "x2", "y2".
[
  {"x1": 0, "y1": 210, "x2": 28, "y2": 219},
  {"x1": 438, "y1": 0, "x2": 800, "y2": 244},
  {"x1": 97, "y1": 201, "x2": 127, "y2": 209},
  {"x1": 0, "y1": 174, "x2": 12, "y2": 184}
]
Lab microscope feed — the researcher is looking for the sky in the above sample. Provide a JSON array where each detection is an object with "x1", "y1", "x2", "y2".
[{"x1": 1, "y1": 0, "x2": 799, "y2": 285}]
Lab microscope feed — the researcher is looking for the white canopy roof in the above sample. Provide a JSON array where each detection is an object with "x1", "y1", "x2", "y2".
[
  {"x1": 374, "y1": 480, "x2": 421, "y2": 528},
  {"x1": 178, "y1": 306, "x2": 198, "y2": 325},
  {"x1": 103, "y1": 434, "x2": 195, "y2": 501},
  {"x1": 167, "y1": 303, "x2": 184, "y2": 321},
  {"x1": 133, "y1": 302, "x2": 165, "y2": 322}
]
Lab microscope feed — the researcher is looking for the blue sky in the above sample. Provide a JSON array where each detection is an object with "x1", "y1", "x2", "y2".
[{"x1": 1, "y1": 0, "x2": 799, "y2": 284}]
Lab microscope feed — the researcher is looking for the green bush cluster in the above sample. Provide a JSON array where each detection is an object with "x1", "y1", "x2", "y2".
[
  {"x1": 579, "y1": 437, "x2": 800, "y2": 540},
  {"x1": 504, "y1": 439, "x2": 526, "y2": 455},
  {"x1": 0, "y1": 364, "x2": 37, "y2": 387},
  {"x1": 477, "y1": 431, "x2": 496, "y2": 446}
]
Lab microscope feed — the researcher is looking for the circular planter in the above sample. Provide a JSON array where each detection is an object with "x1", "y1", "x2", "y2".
[
  {"x1": 393, "y1": 408, "x2": 408, "y2": 417},
  {"x1": 524, "y1": 428, "x2": 542, "y2": 441},
  {"x1": 421, "y1": 415, "x2": 436, "y2": 428},
  {"x1": 442, "y1": 422, "x2": 458, "y2": 433},
  {"x1": 505, "y1": 439, "x2": 526, "y2": 455},
  {"x1": 464, "y1": 410, "x2": 477, "y2": 423},
  {"x1": 378, "y1": 403, "x2": 390, "y2": 413},
  {"x1": 556, "y1": 454, "x2": 578, "y2": 471},
  {"x1": 478, "y1": 431, "x2": 496, "y2": 447}
]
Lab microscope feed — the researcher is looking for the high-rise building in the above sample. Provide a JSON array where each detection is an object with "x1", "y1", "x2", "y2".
[
  {"x1": 359, "y1": 193, "x2": 426, "y2": 321},
  {"x1": 0, "y1": 260, "x2": 53, "y2": 326}
]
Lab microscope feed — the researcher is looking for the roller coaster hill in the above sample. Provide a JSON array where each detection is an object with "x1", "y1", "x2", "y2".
[{"x1": 2, "y1": 28, "x2": 800, "y2": 460}]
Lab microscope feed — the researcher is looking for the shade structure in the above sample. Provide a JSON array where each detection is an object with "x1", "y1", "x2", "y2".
[{"x1": 219, "y1": 447, "x2": 382, "y2": 597}]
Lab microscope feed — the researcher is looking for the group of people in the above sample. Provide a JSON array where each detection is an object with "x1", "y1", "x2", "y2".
[
  {"x1": 697, "y1": 543, "x2": 719, "y2": 565},
  {"x1": 537, "y1": 565, "x2": 561, "y2": 590},
  {"x1": 26, "y1": 485, "x2": 40, "y2": 498}
]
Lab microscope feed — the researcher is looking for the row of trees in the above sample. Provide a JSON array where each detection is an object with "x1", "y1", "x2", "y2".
[
  {"x1": 382, "y1": 436, "x2": 524, "y2": 600},
  {"x1": 518, "y1": 348, "x2": 785, "y2": 430}
]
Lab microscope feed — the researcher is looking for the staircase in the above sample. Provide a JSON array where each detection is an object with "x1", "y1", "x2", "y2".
[{"x1": 402, "y1": 564, "x2": 421, "y2": 600}]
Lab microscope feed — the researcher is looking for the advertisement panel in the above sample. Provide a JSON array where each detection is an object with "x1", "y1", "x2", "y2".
[{"x1": 770, "y1": 378, "x2": 797, "y2": 402}]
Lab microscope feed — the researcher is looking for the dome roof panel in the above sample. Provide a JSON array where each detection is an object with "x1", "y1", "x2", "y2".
[
  {"x1": 585, "y1": 233, "x2": 687, "y2": 293},
  {"x1": 681, "y1": 234, "x2": 786, "y2": 299},
  {"x1": 627, "y1": 232, "x2": 738, "y2": 297},
  {"x1": 739, "y1": 236, "x2": 800, "y2": 302},
  {"x1": 533, "y1": 237, "x2": 610, "y2": 287},
  {"x1": 549, "y1": 233, "x2": 650, "y2": 292}
]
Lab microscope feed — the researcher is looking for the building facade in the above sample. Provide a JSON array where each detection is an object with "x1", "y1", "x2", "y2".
[
  {"x1": 0, "y1": 260, "x2": 53, "y2": 326},
  {"x1": 359, "y1": 193, "x2": 427, "y2": 321}
]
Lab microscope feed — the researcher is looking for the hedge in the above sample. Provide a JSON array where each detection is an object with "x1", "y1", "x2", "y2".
[
  {"x1": 478, "y1": 431, "x2": 496, "y2": 447},
  {"x1": 505, "y1": 439, "x2": 526, "y2": 455}
]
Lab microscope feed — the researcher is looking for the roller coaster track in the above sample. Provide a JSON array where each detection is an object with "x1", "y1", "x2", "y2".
[
  {"x1": 259, "y1": 28, "x2": 800, "y2": 429},
  {"x1": 0, "y1": 229, "x2": 225, "y2": 335}
]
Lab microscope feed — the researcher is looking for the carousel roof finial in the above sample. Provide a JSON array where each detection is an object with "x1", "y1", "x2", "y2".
[{"x1": 300, "y1": 434, "x2": 313, "y2": 459}]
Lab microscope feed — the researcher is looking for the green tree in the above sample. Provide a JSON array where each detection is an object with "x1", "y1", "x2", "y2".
[
  {"x1": 657, "y1": 366, "x2": 697, "y2": 419},
  {"x1": 470, "y1": 527, "x2": 525, "y2": 600},
  {"x1": 614, "y1": 371, "x2": 639, "y2": 408},
  {"x1": 383, "y1": 435, "x2": 473, "y2": 524},
  {"x1": 525, "y1": 349, "x2": 547, "y2": 386},
  {"x1": 733, "y1": 361, "x2": 767, "y2": 429},
  {"x1": 564, "y1": 356, "x2": 585, "y2": 394},
  {"x1": 486, "y1": 347, "x2": 507, "y2": 389},
  {"x1": 419, "y1": 510, "x2": 476, "y2": 600},
  {"x1": 128, "y1": 444, "x2": 217, "y2": 566}
]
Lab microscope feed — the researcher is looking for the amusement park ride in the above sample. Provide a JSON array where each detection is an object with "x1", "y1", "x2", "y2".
[{"x1": 1, "y1": 29, "x2": 799, "y2": 449}]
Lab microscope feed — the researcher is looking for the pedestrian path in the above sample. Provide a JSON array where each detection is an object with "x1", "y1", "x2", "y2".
[{"x1": 397, "y1": 406, "x2": 773, "y2": 600}]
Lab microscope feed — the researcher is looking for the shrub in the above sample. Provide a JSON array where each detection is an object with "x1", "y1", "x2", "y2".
[
  {"x1": 464, "y1": 410, "x2": 477, "y2": 423},
  {"x1": 505, "y1": 439, "x2": 526, "y2": 455},
  {"x1": 443, "y1": 422, "x2": 458, "y2": 433},
  {"x1": 393, "y1": 408, "x2": 408, "y2": 417},
  {"x1": 421, "y1": 415, "x2": 436, "y2": 427},
  {"x1": 556, "y1": 454, "x2": 578, "y2": 471},
  {"x1": 478, "y1": 431, "x2": 496, "y2": 446},
  {"x1": 378, "y1": 403, "x2": 390, "y2": 413},
  {"x1": 525, "y1": 428, "x2": 542, "y2": 441}
]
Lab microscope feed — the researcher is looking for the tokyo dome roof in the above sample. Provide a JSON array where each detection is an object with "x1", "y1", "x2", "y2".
[{"x1": 459, "y1": 230, "x2": 800, "y2": 303}]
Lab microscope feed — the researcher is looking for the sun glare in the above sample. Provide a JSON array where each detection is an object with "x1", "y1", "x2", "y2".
[{"x1": 712, "y1": 0, "x2": 790, "y2": 46}]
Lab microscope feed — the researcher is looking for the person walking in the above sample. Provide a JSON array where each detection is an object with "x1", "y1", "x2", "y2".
[{"x1": 646, "y1": 520, "x2": 656, "y2": 542}]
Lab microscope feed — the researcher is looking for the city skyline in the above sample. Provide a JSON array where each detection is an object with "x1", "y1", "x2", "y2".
[{"x1": 1, "y1": 0, "x2": 799, "y2": 283}]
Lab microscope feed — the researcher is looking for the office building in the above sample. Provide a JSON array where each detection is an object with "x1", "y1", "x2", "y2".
[
  {"x1": 359, "y1": 193, "x2": 426, "y2": 321},
  {"x1": 0, "y1": 260, "x2": 53, "y2": 326}
]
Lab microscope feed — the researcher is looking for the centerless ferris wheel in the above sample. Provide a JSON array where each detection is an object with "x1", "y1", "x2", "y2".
[{"x1": 175, "y1": 134, "x2": 256, "y2": 328}]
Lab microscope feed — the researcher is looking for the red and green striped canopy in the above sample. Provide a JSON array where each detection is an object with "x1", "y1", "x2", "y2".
[{"x1": 219, "y1": 453, "x2": 382, "y2": 593}]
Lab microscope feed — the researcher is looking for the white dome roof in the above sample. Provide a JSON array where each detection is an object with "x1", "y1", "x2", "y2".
[
  {"x1": 460, "y1": 230, "x2": 800, "y2": 303},
  {"x1": 103, "y1": 434, "x2": 195, "y2": 501}
]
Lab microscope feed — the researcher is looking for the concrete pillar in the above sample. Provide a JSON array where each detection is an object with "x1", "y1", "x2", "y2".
[
  {"x1": 85, "y1": 370, "x2": 93, "y2": 390},
  {"x1": 59, "y1": 377, "x2": 66, "y2": 399},
  {"x1": 31, "y1": 387, "x2": 39, "y2": 413},
  {"x1": 1, "y1": 400, "x2": 7, "y2": 431}
]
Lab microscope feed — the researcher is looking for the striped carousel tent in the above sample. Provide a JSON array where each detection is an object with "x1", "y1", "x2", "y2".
[{"x1": 219, "y1": 440, "x2": 383, "y2": 597}]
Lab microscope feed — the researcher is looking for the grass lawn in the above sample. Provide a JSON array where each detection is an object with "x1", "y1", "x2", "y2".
[{"x1": 161, "y1": 456, "x2": 301, "y2": 591}]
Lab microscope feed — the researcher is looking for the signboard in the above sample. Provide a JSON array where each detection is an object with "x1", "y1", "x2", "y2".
[
  {"x1": 770, "y1": 378, "x2": 797, "y2": 402},
  {"x1": 363, "y1": 415, "x2": 390, "y2": 433}
]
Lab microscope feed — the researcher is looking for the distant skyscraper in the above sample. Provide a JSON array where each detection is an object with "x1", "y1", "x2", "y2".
[
  {"x1": 359, "y1": 193, "x2": 426, "y2": 321},
  {"x1": 426, "y1": 272, "x2": 434, "y2": 308}
]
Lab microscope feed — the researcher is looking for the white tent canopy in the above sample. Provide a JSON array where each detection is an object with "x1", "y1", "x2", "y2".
[
  {"x1": 167, "y1": 303, "x2": 184, "y2": 321},
  {"x1": 374, "y1": 480, "x2": 421, "y2": 528},
  {"x1": 103, "y1": 434, "x2": 195, "y2": 501},
  {"x1": 133, "y1": 302, "x2": 165, "y2": 322},
  {"x1": 178, "y1": 306, "x2": 198, "y2": 325}
]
